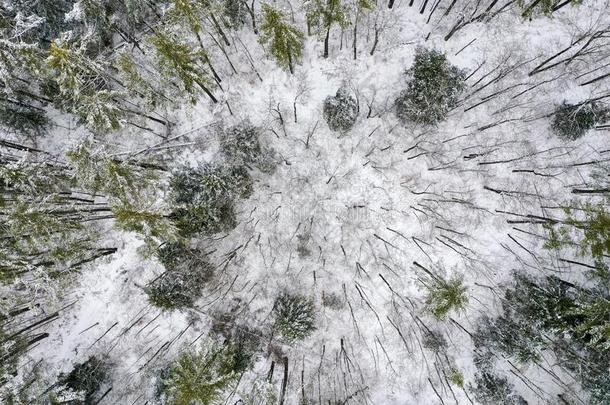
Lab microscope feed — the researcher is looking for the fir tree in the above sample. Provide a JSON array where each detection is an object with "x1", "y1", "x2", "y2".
[
  {"x1": 157, "y1": 342, "x2": 249, "y2": 405},
  {"x1": 145, "y1": 242, "x2": 214, "y2": 310},
  {"x1": 168, "y1": 165, "x2": 252, "y2": 237},
  {"x1": 50, "y1": 356, "x2": 109, "y2": 404},
  {"x1": 323, "y1": 87, "x2": 358, "y2": 133},
  {"x1": 259, "y1": 4, "x2": 304, "y2": 74},
  {"x1": 273, "y1": 293, "x2": 317, "y2": 342},
  {"x1": 45, "y1": 38, "x2": 124, "y2": 132},
  {"x1": 220, "y1": 123, "x2": 276, "y2": 173},
  {"x1": 424, "y1": 274, "x2": 468, "y2": 320},
  {"x1": 551, "y1": 101, "x2": 607, "y2": 140},
  {"x1": 395, "y1": 47, "x2": 466, "y2": 125},
  {"x1": 305, "y1": 0, "x2": 349, "y2": 58},
  {"x1": 150, "y1": 30, "x2": 218, "y2": 103}
]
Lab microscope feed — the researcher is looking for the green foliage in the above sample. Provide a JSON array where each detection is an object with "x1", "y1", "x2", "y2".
[
  {"x1": 475, "y1": 272, "x2": 610, "y2": 402},
  {"x1": 543, "y1": 202, "x2": 610, "y2": 280},
  {"x1": 424, "y1": 274, "x2": 468, "y2": 319},
  {"x1": 305, "y1": 0, "x2": 349, "y2": 33},
  {"x1": 145, "y1": 242, "x2": 214, "y2": 310},
  {"x1": 447, "y1": 368, "x2": 464, "y2": 388},
  {"x1": 220, "y1": 123, "x2": 276, "y2": 173},
  {"x1": 150, "y1": 30, "x2": 212, "y2": 101},
  {"x1": 46, "y1": 39, "x2": 124, "y2": 133},
  {"x1": 273, "y1": 293, "x2": 317, "y2": 342},
  {"x1": 168, "y1": 165, "x2": 253, "y2": 237},
  {"x1": 518, "y1": 0, "x2": 580, "y2": 17},
  {"x1": 158, "y1": 342, "x2": 249, "y2": 405},
  {"x1": 551, "y1": 101, "x2": 607, "y2": 140},
  {"x1": 0, "y1": 160, "x2": 99, "y2": 284},
  {"x1": 395, "y1": 48, "x2": 466, "y2": 125},
  {"x1": 323, "y1": 87, "x2": 358, "y2": 133},
  {"x1": 470, "y1": 364, "x2": 527, "y2": 405},
  {"x1": 260, "y1": 4, "x2": 304, "y2": 73},
  {"x1": 51, "y1": 356, "x2": 108, "y2": 404}
]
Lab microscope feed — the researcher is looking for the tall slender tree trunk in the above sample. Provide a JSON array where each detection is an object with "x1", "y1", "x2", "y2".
[
  {"x1": 324, "y1": 25, "x2": 331, "y2": 58},
  {"x1": 353, "y1": 12, "x2": 359, "y2": 60},
  {"x1": 210, "y1": 13, "x2": 231, "y2": 46},
  {"x1": 287, "y1": 49, "x2": 294, "y2": 74}
]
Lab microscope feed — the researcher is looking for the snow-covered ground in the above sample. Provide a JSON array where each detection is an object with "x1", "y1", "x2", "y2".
[{"x1": 5, "y1": 0, "x2": 609, "y2": 404}]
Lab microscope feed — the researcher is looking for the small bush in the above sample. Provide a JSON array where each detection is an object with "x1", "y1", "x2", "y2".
[
  {"x1": 323, "y1": 88, "x2": 358, "y2": 133},
  {"x1": 551, "y1": 101, "x2": 607, "y2": 140},
  {"x1": 145, "y1": 242, "x2": 214, "y2": 310},
  {"x1": 157, "y1": 342, "x2": 249, "y2": 405},
  {"x1": 221, "y1": 123, "x2": 276, "y2": 173},
  {"x1": 169, "y1": 165, "x2": 253, "y2": 237},
  {"x1": 424, "y1": 274, "x2": 468, "y2": 320},
  {"x1": 273, "y1": 293, "x2": 316, "y2": 342},
  {"x1": 395, "y1": 48, "x2": 466, "y2": 125}
]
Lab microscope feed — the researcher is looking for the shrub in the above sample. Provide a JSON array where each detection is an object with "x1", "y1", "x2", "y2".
[
  {"x1": 551, "y1": 101, "x2": 607, "y2": 140},
  {"x1": 221, "y1": 123, "x2": 276, "y2": 173},
  {"x1": 273, "y1": 293, "x2": 316, "y2": 342},
  {"x1": 424, "y1": 274, "x2": 468, "y2": 319},
  {"x1": 323, "y1": 87, "x2": 358, "y2": 133},
  {"x1": 157, "y1": 342, "x2": 249, "y2": 405},
  {"x1": 395, "y1": 48, "x2": 466, "y2": 125},
  {"x1": 145, "y1": 242, "x2": 214, "y2": 310},
  {"x1": 168, "y1": 165, "x2": 253, "y2": 237}
]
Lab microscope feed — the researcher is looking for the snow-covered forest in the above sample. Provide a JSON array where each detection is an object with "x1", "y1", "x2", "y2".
[{"x1": 1, "y1": 0, "x2": 609, "y2": 403}]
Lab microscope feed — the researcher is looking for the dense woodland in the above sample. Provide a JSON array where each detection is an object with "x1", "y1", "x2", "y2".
[{"x1": 0, "y1": 0, "x2": 609, "y2": 404}]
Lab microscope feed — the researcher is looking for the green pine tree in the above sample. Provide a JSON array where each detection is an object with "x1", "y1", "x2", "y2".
[{"x1": 259, "y1": 4, "x2": 304, "y2": 74}]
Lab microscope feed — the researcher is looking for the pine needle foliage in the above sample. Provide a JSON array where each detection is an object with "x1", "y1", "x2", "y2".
[
  {"x1": 323, "y1": 87, "x2": 358, "y2": 133},
  {"x1": 169, "y1": 165, "x2": 252, "y2": 237},
  {"x1": 395, "y1": 48, "x2": 466, "y2": 125},
  {"x1": 260, "y1": 4, "x2": 304, "y2": 74},
  {"x1": 551, "y1": 101, "x2": 607, "y2": 140},
  {"x1": 424, "y1": 274, "x2": 468, "y2": 320},
  {"x1": 158, "y1": 342, "x2": 249, "y2": 405},
  {"x1": 273, "y1": 293, "x2": 316, "y2": 342},
  {"x1": 51, "y1": 356, "x2": 108, "y2": 404},
  {"x1": 145, "y1": 242, "x2": 214, "y2": 310}
]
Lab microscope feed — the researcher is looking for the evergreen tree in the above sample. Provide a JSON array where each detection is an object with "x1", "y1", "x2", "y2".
[
  {"x1": 273, "y1": 293, "x2": 317, "y2": 342},
  {"x1": 305, "y1": 0, "x2": 349, "y2": 58},
  {"x1": 543, "y1": 201, "x2": 610, "y2": 281},
  {"x1": 168, "y1": 165, "x2": 252, "y2": 237},
  {"x1": 259, "y1": 4, "x2": 304, "y2": 74},
  {"x1": 157, "y1": 342, "x2": 249, "y2": 405},
  {"x1": 150, "y1": 30, "x2": 218, "y2": 103},
  {"x1": 46, "y1": 38, "x2": 124, "y2": 132},
  {"x1": 145, "y1": 242, "x2": 214, "y2": 310},
  {"x1": 322, "y1": 87, "x2": 358, "y2": 133},
  {"x1": 0, "y1": 159, "x2": 111, "y2": 285},
  {"x1": 395, "y1": 48, "x2": 466, "y2": 125},
  {"x1": 424, "y1": 274, "x2": 468, "y2": 320},
  {"x1": 50, "y1": 356, "x2": 109, "y2": 404},
  {"x1": 220, "y1": 123, "x2": 276, "y2": 173},
  {"x1": 518, "y1": 0, "x2": 580, "y2": 17},
  {"x1": 551, "y1": 101, "x2": 607, "y2": 140}
]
